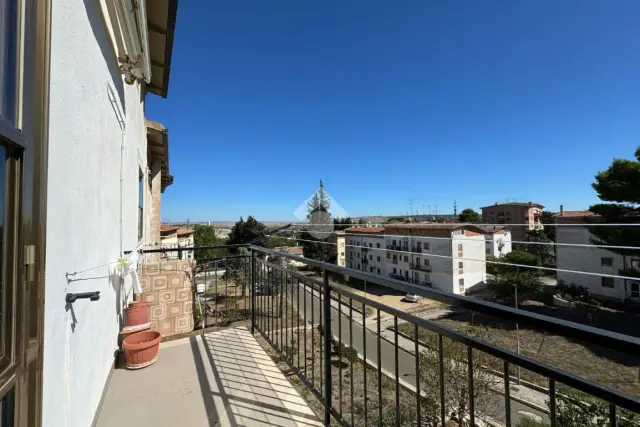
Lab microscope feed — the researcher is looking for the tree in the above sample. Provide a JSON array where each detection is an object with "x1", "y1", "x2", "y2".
[
  {"x1": 588, "y1": 146, "x2": 640, "y2": 279},
  {"x1": 525, "y1": 229, "x2": 554, "y2": 267},
  {"x1": 226, "y1": 216, "x2": 268, "y2": 248},
  {"x1": 539, "y1": 210, "x2": 557, "y2": 243},
  {"x1": 553, "y1": 391, "x2": 638, "y2": 427},
  {"x1": 418, "y1": 328, "x2": 501, "y2": 426},
  {"x1": 488, "y1": 250, "x2": 542, "y2": 300},
  {"x1": 333, "y1": 217, "x2": 353, "y2": 231},
  {"x1": 458, "y1": 208, "x2": 481, "y2": 224},
  {"x1": 192, "y1": 224, "x2": 227, "y2": 262},
  {"x1": 298, "y1": 180, "x2": 337, "y2": 263}
]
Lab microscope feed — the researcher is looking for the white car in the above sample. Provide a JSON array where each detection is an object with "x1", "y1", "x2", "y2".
[{"x1": 404, "y1": 293, "x2": 420, "y2": 303}]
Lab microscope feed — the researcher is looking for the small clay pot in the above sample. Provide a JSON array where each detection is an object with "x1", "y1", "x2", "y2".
[
  {"x1": 122, "y1": 330, "x2": 162, "y2": 369},
  {"x1": 124, "y1": 301, "x2": 149, "y2": 326}
]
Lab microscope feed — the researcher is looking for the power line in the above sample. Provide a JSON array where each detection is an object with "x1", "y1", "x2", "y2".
[
  {"x1": 286, "y1": 222, "x2": 640, "y2": 227},
  {"x1": 266, "y1": 234, "x2": 640, "y2": 282}
]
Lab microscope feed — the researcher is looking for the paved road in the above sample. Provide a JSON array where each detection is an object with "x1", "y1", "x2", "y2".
[{"x1": 264, "y1": 283, "x2": 550, "y2": 427}]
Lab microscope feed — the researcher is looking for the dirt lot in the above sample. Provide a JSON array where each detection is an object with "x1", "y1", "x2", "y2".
[{"x1": 397, "y1": 310, "x2": 640, "y2": 398}]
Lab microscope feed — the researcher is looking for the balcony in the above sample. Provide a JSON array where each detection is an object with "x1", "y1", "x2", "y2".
[
  {"x1": 386, "y1": 244, "x2": 402, "y2": 251},
  {"x1": 410, "y1": 262, "x2": 432, "y2": 272},
  {"x1": 97, "y1": 245, "x2": 640, "y2": 427},
  {"x1": 410, "y1": 246, "x2": 422, "y2": 253}
]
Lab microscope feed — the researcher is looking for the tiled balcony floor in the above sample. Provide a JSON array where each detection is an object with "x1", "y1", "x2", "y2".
[{"x1": 96, "y1": 327, "x2": 321, "y2": 427}]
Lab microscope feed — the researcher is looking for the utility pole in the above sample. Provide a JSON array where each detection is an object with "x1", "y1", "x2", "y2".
[
  {"x1": 514, "y1": 283, "x2": 521, "y2": 384},
  {"x1": 453, "y1": 200, "x2": 458, "y2": 216}
]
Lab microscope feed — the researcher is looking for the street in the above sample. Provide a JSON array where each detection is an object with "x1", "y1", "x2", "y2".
[{"x1": 283, "y1": 282, "x2": 549, "y2": 427}]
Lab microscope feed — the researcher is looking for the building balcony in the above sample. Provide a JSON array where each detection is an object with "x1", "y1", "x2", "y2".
[
  {"x1": 410, "y1": 246, "x2": 422, "y2": 253},
  {"x1": 410, "y1": 263, "x2": 432, "y2": 272},
  {"x1": 96, "y1": 244, "x2": 640, "y2": 427},
  {"x1": 386, "y1": 244, "x2": 402, "y2": 251}
]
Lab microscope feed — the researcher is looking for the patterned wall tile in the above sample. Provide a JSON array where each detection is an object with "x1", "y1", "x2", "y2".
[
  {"x1": 151, "y1": 276, "x2": 167, "y2": 291},
  {"x1": 161, "y1": 261, "x2": 177, "y2": 272},
  {"x1": 168, "y1": 274, "x2": 183, "y2": 289},
  {"x1": 140, "y1": 276, "x2": 150, "y2": 292},
  {"x1": 158, "y1": 319, "x2": 174, "y2": 336},
  {"x1": 174, "y1": 315, "x2": 192, "y2": 332},
  {"x1": 176, "y1": 288, "x2": 190, "y2": 302},
  {"x1": 150, "y1": 305, "x2": 166, "y2": 321},
  {"x1": 142, "y1": 291, "x2": 159, "y2": 304},
  {"x1": 166, "y1": 302, "x2": 184, "y2": 317},
  {"x1": 159, "y1": 289, "x2": 175, "y2": 304},
  {"x1": 183, "y1": 301, "x2": 193, "y2": 314}
]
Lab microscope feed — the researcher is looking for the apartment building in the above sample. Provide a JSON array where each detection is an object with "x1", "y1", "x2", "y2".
[
  {"x1": 343, "y1": 224, "x2": 488, "y2": 295},
  {"x1": 481, "y1": 202, "x2": 544, "y2": 243},
  {"x1": 480, "y1": 225, "x2": 513, "y2": 258},
  {"x1": 555, "y1": 210, "x2": 640, "y2": 301},
  {"x1": 160, "y1": 225, "x2": 195, "y2": 260}
]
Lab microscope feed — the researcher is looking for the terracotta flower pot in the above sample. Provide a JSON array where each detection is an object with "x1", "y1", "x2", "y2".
[
  {"x1": 122, "y1": 330, "x2": 162, "y2": 369},
  {"x1": 124, "y1": 301, "x2": 149, "y2": 327}
]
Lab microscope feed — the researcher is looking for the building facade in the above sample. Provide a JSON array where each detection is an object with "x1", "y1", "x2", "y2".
[
  {"x1": 480, "y1": 225, "x2": 513, "y2": 258},
  {"x1": 343, "y1": 224, "x2": 488, "y2": 295},
  {"x1": 160, "y1": 226, "x2": 195, "y2": 260},
  {"x1": 555, "y1": 211, "x2": 640, "y2": 301},
  {"x1": 0, "y1": 0, "x2": 180, "y2": 425},
  {"x1": 481, "y1": 202, "x2": 544, "y2": 243}
]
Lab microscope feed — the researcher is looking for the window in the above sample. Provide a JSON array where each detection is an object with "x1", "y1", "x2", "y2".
[
  {"x1": 459, "y1": 278, "x2": 465, "y2": 293},
  {"x1": 404, "y1": 255, "x2": 408, "y2": 262},
  {"x1": 424, "y1": 243, "x2": 430, "y2": 250},
  {"x1": 369, "y1": 243, "x2": 372, "y2": 248},
  {"x1": 601, "y1": 277, "x2": 615, "y2": 288},
  {"x1": 370, "y1": 266, "x2": 374, "y2": 273},
  {"x1": 377, "y1": 256, "x2": 380, "y2": 262},
  {"x1": 376, "y1": 243, "x2": 380, "y2": 248},
  {"x1": 340, "y1": 252, "x2": 344, "y2": 257},
  {"x1": 425, "y1": 259, "x2": 430, "y2": 266},
  {"x1": 393, "y1": 268, "x2": 397, "y2": 274},
  {"x1": 458, "y1": 261, "x2": 464, "y2": 274},
  {"x1": 386, "y1": 253, "x2": 391, "y2": 259},
  {"x1": 358, "y1": 264, "x2": 361, "y2": 270},
  {"x1": 357, "y1": 252, "x2": 360, "y2": 258},
  {"x1": 392, "y1": 239, "x2": 396, "y2": 245},
  {"x1": 601, "y1": 257, "x2": 613, "y2": 267},
  {"x1": 138, "y1": 169, "x2": 144, "y2": 241},
  {"x1": 425, "y1": 274, "x2": 431, "y2": 282},
  {"x1": 377, "y1": 268, "x2": 381, "y2": 275},
  {"x1": 369, "y1": 255, "x2": 372, "y2": 261},
  {"x1": 458, "y1": 244, "x2": 463, "y2": 256}
]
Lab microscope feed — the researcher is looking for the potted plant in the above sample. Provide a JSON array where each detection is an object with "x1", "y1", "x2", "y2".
[{"x1": 122, "y1": 330, "x2": 162, "y2": 369}]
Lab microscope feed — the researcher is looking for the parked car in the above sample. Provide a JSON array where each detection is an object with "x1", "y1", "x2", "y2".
[{"x1": 404, "y1": 293, "x2": 420, "y2": 303}]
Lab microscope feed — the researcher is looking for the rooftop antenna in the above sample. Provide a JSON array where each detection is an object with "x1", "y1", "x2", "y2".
[{"x1": 453, "y1": 200, "x2": 458, "y2": 216}]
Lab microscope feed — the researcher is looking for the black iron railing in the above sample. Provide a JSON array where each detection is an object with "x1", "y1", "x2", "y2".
[{"x1": 139, "y1": 244, "x2": 640, "y2": 427}]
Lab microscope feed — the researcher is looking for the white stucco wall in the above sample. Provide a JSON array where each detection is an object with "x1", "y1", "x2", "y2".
[
  {"x1": 556, "y1": 226, "x2": 626, "y2": 300},
  {"x1": 453, "y1": 233, "x2": 486, "y2": 294},
  {"x1": 485, "y1": 230, "x2": 512, "y2": 258},
  {"x1": 44, "y1": 1, "x2": 148, "y2": 426}
]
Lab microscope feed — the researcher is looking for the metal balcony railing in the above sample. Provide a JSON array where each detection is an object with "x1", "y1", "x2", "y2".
[
  {"x1": 410, "y1": 262, "x2": 432, "y2": 272},
  {"x1": 386, "y1": 244, "x2": 402, "y2": 251},
  {"x1": 136, "y1": 244, "x2": 640, "y2": 427}
]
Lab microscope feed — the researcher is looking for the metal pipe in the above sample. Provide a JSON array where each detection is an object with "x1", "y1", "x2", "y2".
[{"x1": 322, "y1": 269, "x2": 332, "y2": 426}]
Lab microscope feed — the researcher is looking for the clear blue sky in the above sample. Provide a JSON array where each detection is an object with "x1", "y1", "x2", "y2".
[{"x1": 147, "y1": 0, "x2": 640, "y2": 222}]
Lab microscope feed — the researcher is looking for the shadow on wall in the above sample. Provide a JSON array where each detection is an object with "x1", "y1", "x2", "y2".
[
  {"x1": 82, "y1": 0, "x2": 126, "y2": 115},
  {"x1": 110, "y1": 266, "x2": 126, "y2": 330}
]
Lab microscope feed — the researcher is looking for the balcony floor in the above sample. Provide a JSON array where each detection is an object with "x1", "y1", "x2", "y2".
[{"x1": 96, "y1": 327, "x2": 321, "y2": 427}]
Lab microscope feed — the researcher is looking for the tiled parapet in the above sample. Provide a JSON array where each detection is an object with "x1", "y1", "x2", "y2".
[{"x1": 140, "y1": 260, "x2": 195, "y2": 337}]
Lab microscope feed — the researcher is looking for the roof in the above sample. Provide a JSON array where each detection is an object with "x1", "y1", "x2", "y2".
[
  {"x1": 161, "y1": 224, "x2": 180, "y2": 233},
  {"x1": 146, "y1": 119, "x2": 173, "y2": 191},
  {"x1": 553, "y1": 210, "x2": 597, "y2": 218},
  {"x1": 146, "y1": 0, "x2": 179, "y2": 98},
  {"x1": 160, "y1": 225, "x2": 194, "y2": 237},
  {"x1": 273, "y1": 246, "x2": 304, "y2": 256},
  {"x1": 385, "y1": 223, "x2": 487, "y2": 237},
  {"x1": 343, "y1": 227, "x2": 385, "y2": 234},
  {"x1": 476, "y1": 225, "x2": 510, "y2": 233},
  {"x1": 480, "y1": 202, "x2": 544, "y2": 209}
]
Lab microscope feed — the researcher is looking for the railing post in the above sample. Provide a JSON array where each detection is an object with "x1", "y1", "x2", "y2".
[
  {"x1": 322, "y1": 268, "x2": 332, "y2": 426},
  {"x1": 251, "y1": 250, "x2": 256, "y2": 335}
]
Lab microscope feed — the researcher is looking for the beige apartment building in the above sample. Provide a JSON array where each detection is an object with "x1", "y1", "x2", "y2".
[{"x1": 480, "y1": 202, "x2": 544, "y2": 243}]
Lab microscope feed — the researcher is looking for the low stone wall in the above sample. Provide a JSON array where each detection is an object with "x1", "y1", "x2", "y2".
[{"x1": 139, "y1": 260, "x2": 194, "y2": 337}]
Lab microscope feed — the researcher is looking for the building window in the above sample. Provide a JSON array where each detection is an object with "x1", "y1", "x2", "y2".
[
  {"x1": 425, "y1": 259, "x2": 430, "y2": 266},
  {"x1": 369, "y1": 243, "x2": 372, "y2": 248},
  {"x1": 601, "y1": 257, "x2": 613, "y2": 267},
  {"x1": 459, "y1": 278, "x2": 465, "y2": 293},
  {"x1": 369, "y1": 255, "x2": 372, "y2": 261},
  {"x1": 138, "y1": 169, "x2": 144, "y2": 241},
  {"x1": 458, "y1": 244, "x2": 463, "y2": 256},
  {"x1": 377, "y1": 256, "x2": 381, "y2": 262},
  {"x1": 340, "y1": 252, "x2": 344, "y2": 256},
  {"x1": 386, "y1": 253, "x2": 391, "y2": 259},
  {"x1": 458, "y1": 261, "x2": 464, "y2": 274},
  {"x1": 377, "y1": 243, "x2": 380, "y2": 248},
  {"x1": 377, "y1": 268, "x2": 381, "y2": 274},
  {"x1": 425, "y1": 274, "x2": 431, "y2": 282},
  {"x1": 601, "y1": 277, "x2": 615, "y2": 288},
  {"x1": 404, "y1": 255, "x2": 408, "y2": 262},
  {"x1": 393, "y1": 268, "x2": 397, "y2": 274},
  {"x1": 392, "y1": 239, "x2": 396, "y2": 246},
  {"x1": 370, "y1": 266, "x2": 374, "y2": 273},
  {"x1": 424, "y1": 243, "x2": 430, "y2": 250}
]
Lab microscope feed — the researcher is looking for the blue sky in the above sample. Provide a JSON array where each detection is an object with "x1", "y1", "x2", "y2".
[{"x1": 147, "y1": 1, "x2": 640, "y2": 222}]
